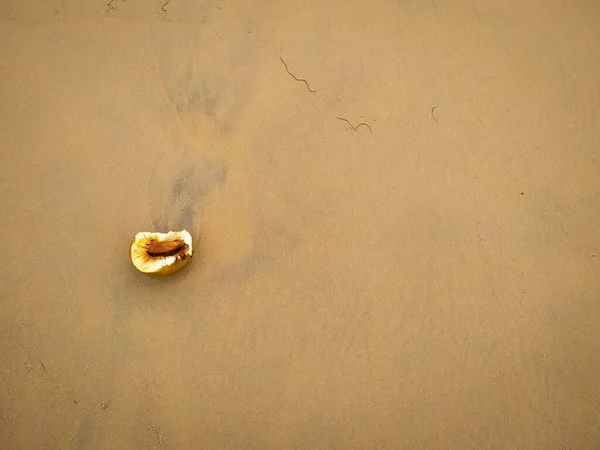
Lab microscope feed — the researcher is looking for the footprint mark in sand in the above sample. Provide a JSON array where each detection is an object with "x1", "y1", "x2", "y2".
[{"x1": 150, "y1": 160, "x2": 228, "y2": 236}]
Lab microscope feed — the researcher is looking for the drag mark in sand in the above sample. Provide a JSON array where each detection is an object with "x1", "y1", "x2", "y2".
[
  {"x1": 336, "y1": 117, "x2": 373, "y2": 134},
  {"x1": 105, "y1": 0, "x2": 126, "y2": 13},
  {"x1": 431, "y1": 106, "x2": 439, "y2": 123},
  {"x1": 160, "y1": 0, "x2": 172, "y2": 13},
  {"x1": 280, "y1": 56, "x2": 315, "y2": 93},
  {"x1": 148, "y1": 427, "x2": 164, "y2": 446}
]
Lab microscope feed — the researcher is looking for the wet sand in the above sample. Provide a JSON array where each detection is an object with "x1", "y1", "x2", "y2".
[{"x1": 1, "y1": 0, "x2": 599, "y2": 448}]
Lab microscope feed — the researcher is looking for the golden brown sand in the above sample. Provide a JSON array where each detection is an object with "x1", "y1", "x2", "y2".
[{"x1": 1, "y1": 0, "x2": 599, "y2": 448}]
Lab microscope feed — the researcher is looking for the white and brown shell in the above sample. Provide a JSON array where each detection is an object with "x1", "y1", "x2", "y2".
[{"x1": 130, "y1": 230, "x2": 193, "y2": 275}]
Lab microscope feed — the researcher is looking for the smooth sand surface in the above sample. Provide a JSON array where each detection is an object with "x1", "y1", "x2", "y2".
[{"x1": 1, "y1": 0, "x2": 599, "y2": 448}]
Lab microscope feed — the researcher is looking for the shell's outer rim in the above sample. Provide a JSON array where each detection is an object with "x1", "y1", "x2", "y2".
[{"x1": 130, "y1": 230, "x2": 193, "y2": 275}]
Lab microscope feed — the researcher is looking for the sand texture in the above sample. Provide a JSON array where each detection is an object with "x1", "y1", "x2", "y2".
[{"x1": 1, "y1": 0, "x2": 599, "y2": 448}]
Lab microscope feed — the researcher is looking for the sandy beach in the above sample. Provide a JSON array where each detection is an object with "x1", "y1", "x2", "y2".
[{"x1": 1, "y1": 0, "x2": 599, "y2": 448}]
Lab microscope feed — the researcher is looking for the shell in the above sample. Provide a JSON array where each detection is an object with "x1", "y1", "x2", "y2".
[{"x1": 130, "y1": 230, "x2": 193, "y2": 275}]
